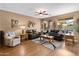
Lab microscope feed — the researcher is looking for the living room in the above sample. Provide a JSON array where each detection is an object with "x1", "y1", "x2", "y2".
[{"x1": 0, "y1": 3, "x2": 79, "y2": 56}]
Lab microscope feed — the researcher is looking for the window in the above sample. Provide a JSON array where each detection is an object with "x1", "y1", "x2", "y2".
[{"x1": 57, "y1": 18, "x2": 74, "y2": 34}]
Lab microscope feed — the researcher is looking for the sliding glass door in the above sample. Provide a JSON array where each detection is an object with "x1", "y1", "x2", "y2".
[{"x1": 57, "y1": 18, "x2": 74, "y2": 34}]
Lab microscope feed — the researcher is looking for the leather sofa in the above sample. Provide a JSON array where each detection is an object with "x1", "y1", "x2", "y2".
[
  {"x1": 48, "y1": 30, "x2": 64, "y2": 41},
  {"x1": 26, "y1": 30, "x2": 40, "y2": 39}
]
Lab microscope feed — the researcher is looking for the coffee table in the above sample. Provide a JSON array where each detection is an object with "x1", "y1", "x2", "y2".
[{"x1": 40, "y1": 35, "x2": 56, "y2": 50}]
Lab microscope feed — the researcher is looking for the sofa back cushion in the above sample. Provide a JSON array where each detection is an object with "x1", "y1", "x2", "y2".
[{"x1": 50, "y1": 30, "x2": 59, "y2": 33}]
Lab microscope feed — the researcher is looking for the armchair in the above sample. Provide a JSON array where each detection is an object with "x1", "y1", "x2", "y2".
[{"x1": 5, "y1": 32, "x2": 20, "y2": 47}]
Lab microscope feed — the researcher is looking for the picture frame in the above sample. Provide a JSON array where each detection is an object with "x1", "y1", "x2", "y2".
[{"x1": 11, "y1": 19, "x2": 19, "y2": 28}]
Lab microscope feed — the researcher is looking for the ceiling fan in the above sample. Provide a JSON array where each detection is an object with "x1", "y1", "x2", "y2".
[{"x1": 35, "y1": 10, "x2": 49, "y2": 15}]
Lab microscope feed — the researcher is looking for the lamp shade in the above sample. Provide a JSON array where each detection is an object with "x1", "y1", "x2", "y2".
[{"x1": 20, "y1": 25, "x2": 25, "y2": 29}]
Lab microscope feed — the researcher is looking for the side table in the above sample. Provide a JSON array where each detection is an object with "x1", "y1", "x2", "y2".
[{"x1": 20, "y1": 33, "x2": 27, "y2": 42}]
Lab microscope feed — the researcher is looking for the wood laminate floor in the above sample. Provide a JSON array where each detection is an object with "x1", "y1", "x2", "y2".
[{"x1": 0, "y1": 40, "x2": 79, "y2": 56}]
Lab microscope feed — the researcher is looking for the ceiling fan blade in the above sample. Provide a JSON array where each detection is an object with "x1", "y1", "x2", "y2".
[
  {"x1": 44, "y1": 13, "x2": 48, "y2": 15},
  {"x1": 35, "y1": 13, "x2": 39, "y2": 15},
  {"x1": 43, "y1": 11, "x2": 46, "y2": 12},
  {"x1": 35, "y1": 12, "x2": 39, "y2": 13}
]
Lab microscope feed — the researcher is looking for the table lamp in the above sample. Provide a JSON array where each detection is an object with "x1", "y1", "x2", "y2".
[{"x1": 20, "y1": 25, "x2": 25, "y2": 34}]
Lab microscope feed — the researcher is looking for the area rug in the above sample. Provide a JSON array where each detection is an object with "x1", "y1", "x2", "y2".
[{"x1": 32, "y1": 38, "x2": 65, "y2": 50}]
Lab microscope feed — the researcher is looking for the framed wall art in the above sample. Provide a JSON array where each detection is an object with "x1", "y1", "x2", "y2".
[{"x1": 11, "y1": 19, "x2": 19, "y2": 28}]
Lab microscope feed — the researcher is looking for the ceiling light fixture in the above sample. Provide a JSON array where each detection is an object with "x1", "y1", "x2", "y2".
[{"x1": 35, "y1": 10, "x2": 49, "y2": 16}]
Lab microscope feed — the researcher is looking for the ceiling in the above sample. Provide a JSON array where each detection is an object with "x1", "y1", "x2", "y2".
[{"x1": 0, "y1": 3, "x2": 79, "y2": 18}]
